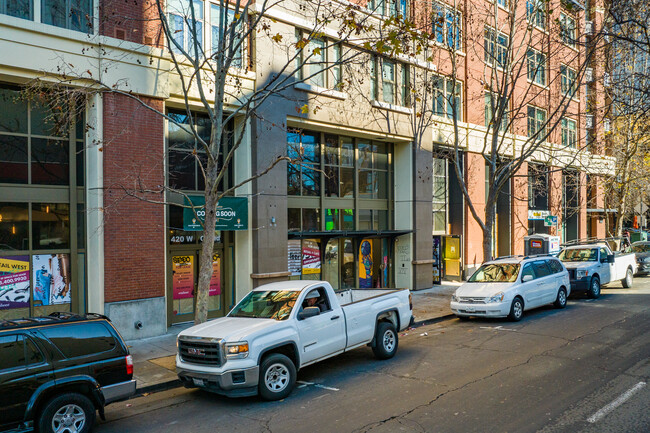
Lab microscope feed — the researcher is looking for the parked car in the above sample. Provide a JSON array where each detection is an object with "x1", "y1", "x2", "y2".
[
  {"x1": 0, "y1": 312, "x2": 135, "y2": 433},
  {"x1": 176, "y1": 280, "x2": 413, "y2": 401},
  {"x1": 450, "y1": 255, "x2": 571, "y2": 321},
  {"x1": 630, "y1": 241, "x2": 650, "y2": 275},
  {"x1": 558, "y1": 243, "x2": 637, "y2": 298}
]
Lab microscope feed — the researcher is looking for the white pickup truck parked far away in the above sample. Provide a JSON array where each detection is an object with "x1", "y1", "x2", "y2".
[
  {"x1": 558, "y1": 243, "x2": 637, "y2": 298},
  {"x1": 176, "y1": 281, "x2": 413, "y2": 400}
]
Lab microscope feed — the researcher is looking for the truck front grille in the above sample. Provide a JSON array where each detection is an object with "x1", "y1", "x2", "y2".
[
  {"x1": 567, "y1": 269, "x2": 576, "y2": 279},
  {"x1": 179, "y1": 339, "x2": 222, "y2": 366}
]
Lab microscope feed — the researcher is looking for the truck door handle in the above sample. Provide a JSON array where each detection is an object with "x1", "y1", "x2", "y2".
[{"x1": 331, "y1": 315, "x2": 340, "y2": 320}]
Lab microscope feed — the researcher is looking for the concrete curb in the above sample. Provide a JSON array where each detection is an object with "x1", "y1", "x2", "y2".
[{"x1": 131, "y1": 313, "x2": 457, "y2": 396}]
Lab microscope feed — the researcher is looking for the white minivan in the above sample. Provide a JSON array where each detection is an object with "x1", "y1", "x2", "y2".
[{"x1": 450, "y1": 256, "x2": 571, "y2": 321}]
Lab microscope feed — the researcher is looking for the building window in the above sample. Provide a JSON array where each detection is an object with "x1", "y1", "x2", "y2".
[
  {"x1": 432, "y1": 158, "x2": 446, "y2": 233},
  {"x1": 561, "y1": 117, "x2": 577, "y2": 148},
  {"x1": 496, "y1": 0, "x2": 507, "y2": 8},
  {"x1": 358, "y1": 140, "x2": 389, "y2": 199},
  {"x1": 0, "y1": 0, "x2": 32, "y2": 20},
  {"x1": 324, "y1": 135, "x2": 354, "y2": 197},
  {"x1": 484, "y1": 92, "x2": 508, "y2": 132},
  {"x1": 297, "y1": 34, "x2": 341, "y2": 90},
  {"x1": 42, "y1": 0, "x2": 92, "y2": 32},
  {"x1": 526, "y1": 0, "x2": 546, "y2": 30},
  {"x1": 528, "y1": 164, "x2": 548, "y2": 210},
  {"x1": 287, "y1": 130, "x2": 321, "y2": 197},
  {"x1": 167, "y1": 109, "x2": 231, "y2": 191},
  {"x1": 433, "y1": 75, "x2": 462, "y2": 121},
  {"x1": 560, "y1": 12, "x2": 576, "y2": 48},
  {"x1": 560, "y1": 64, "x2": 577, "y2": 97},
  {"x1": 371, "y1": 57, "x2": 409, "y2": 106},
  {"x1": 367, "y1": 0, "x2": 407, "y2": 18},
  {"x1": 210, "y1": 4, "x2": 244, "y2": 67},
  {"x1": 527, "y1": 106, "x2": 547, "y2": 140},
  {"x1": 527, "y1": 48, "x2": 547, "y2": 86},
  {"x1": 484, "y1": 27, "x2": 508, "y2": 69},
  {"x1": 432, "y1": 1, "x2": 462, "y2": 50},
  {"x1": 168, "y1": 0, "x2": 204, "y2": 55}
]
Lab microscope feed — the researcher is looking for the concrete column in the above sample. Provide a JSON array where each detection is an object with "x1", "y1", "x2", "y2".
[
  {"x1": 234, "y1": 117, "x2": 254, "y2": 302},
  {"x1": 464, "y1": 152, "x2": 485, "y2": 270},
  {"x1": 394, "y1": 141, "x2": 413, "y2": 290},
  {"x1": 511, "y1": 161, "x2": 528, "y2": 255},
  {"x1": 579, "y1": 172, "x2": 588, "y2": 239},
  {"x1": 595, "y1": 175, "x2": 607, "y2": 237},
  {"x1": 412, "y1": 146, "x2": 433, "y2": 290},
  {"x1": 85, "y1": 93, "x2": 104, "y2": 314},
  {"x1": 549, "y1": 168, "x2": 563, "y2": 241}
]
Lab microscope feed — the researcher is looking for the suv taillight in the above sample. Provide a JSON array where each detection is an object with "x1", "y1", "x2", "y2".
[{"x1": 126, "y1": 355, "x2": 133, "y2": 376}]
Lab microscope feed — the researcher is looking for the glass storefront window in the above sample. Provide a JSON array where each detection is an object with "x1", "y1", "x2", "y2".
[
  {"x1": 288, "y1": 208, "x2": 301, "y2": 232},
  {"x1": 0, "y1": 203, "x2": 29, "y2": 252},
  {"x1": 0, "y1": 136, "x2": 28, "y2": 184},
  {"x1": 32, "y1": 203, "x2": 70, "y2": 250},
  {"x1": 302, "y1": 208, "x2": 320, "y2": 231},
  {"x1": 31, "y1": 138, "x2": 69, "y2": 185}
]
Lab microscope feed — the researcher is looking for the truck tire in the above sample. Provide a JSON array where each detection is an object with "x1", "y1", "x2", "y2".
[
  {"x1": 372, "y1": 321, "x2": 398, "y2": 360},
  {"x1": 622, "y1": 268, "x2": 633, "y2": 288},
  {"x1": 258, "y1": 353, "x2": 296, "y2": 401},
  {"x1": 38, "y1": 392, "x2": 95, "y2": 433},
  {"x1": 588, "y1": 276, "x2": 601, "y2": 299}
]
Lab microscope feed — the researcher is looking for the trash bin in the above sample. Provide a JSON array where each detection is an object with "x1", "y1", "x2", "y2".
[
  {"x1": 524, "y1": 234, "x2": 561, "y2": 255},
  {"x1": 629, "y1": 231, "x2": 648, "y2": 243}
]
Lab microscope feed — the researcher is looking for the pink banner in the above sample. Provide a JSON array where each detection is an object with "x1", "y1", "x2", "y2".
[
  {"x1": 172, "y1": 255, "x2": 194, "y2": 300},
  {"x1": 209, "y1": 254, "x2": 221, "y2": 296}
]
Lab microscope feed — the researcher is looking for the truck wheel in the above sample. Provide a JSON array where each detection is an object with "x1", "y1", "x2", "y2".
[
  {"x1": 258, "y1": 353, "x2": 296, "y2": 401},
  {"x1": 38, "y1": 393, "x2": 95, "y2": 433},
  {"x1": 622, "y1": 268, "x2": 633, "y2": 288},
  {"x1": 554, "y1": 287, "x2": 567, "y2": 309},
  {"x1": 508, "y1": 297, "x2": 524, "y2": 322},
  {"x1": 372, "y1": 321, "x2": 398, "y2": 360},
  {"x1": 588, "y1": 276, "x2": 601, "y2": 299}
]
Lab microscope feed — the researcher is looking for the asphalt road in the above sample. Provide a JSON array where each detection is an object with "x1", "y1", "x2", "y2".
[{"x1": 97, "y1": 279, "x2": 650, "y2": 433}]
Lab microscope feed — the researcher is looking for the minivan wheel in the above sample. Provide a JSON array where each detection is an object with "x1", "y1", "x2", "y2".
[
  {"x1": 554, "y1": 287, "x2": 567, "y2": 309},
  {"x1": 588, "y1": 276, "x2": 601, "y2": 299},
  {"x1": 372, "y1": 321, "x2": 398, "y2": 360},
  {"x1": 258, "y1": 353, "x2": 296, "y2": 401},
  {"x1": 622, "y1": 268, "x2": 633, "y2": 288},
  {"x1": 508, "y1": 297, "x2": 524, "y2": 322},
  {"x1": 38, "y1": 393, "x2": 95, "y2": 433}
]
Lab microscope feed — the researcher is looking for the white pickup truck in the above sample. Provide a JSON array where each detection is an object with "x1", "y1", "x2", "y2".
[
  {"x1": 558, "y1": 243, "x2": 637, "y2": 298},
  {"x1": 176, "y1": 280, "x2": 413, "y2": 400}
]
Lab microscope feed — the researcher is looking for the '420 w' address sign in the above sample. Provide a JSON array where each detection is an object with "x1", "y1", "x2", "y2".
[{"x1": 183, "y1": 196, "x2": 248, "y2": 231}]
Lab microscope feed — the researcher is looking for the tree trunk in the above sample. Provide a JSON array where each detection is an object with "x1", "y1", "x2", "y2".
[
  {"x1": 195, "y1": 191, "x2": 218, "y2": 324},
  {"x1": 483, "y1": 205, "x2": 496, "y2": 262}
]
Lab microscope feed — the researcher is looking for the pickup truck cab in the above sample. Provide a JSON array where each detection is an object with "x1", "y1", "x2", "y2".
[
  {"x1": 176, "y1": 281, "x2": 413, "y2": 400},
  {"x1": 558, "y1": 243, "x2": 637, "y2": 298}
]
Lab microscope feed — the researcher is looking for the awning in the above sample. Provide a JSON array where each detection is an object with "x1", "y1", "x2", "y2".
[{"x1": 288, "y1": 229, "x2": 413, "y2": 241}]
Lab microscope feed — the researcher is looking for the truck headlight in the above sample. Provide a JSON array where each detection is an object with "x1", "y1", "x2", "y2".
[
  {"x1": 576, "y1": 270, "x2": 589, "y2": 279},
  {"x1": 226, "y1": 342, "x2": 249, "y2": 359},
  {"x1": 487, "y1": 292, "x2": 505, "y2": 303}
]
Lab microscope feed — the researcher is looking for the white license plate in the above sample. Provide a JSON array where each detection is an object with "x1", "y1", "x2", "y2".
[{"x1": 193, "y1": 378, "x2": 205, "y2": 386}]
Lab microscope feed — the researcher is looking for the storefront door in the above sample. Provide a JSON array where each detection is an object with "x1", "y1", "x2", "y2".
[{"x1": 168, "y1": 249, "x2": 225, "y2": 324}]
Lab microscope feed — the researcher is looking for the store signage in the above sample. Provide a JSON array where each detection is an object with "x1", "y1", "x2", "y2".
[
  {"x1": 528, "y1": 210, "x2": 550, "y2": 221},
  {"x1": 183, "y1": 196, "x2": 248, "y2": 231}
]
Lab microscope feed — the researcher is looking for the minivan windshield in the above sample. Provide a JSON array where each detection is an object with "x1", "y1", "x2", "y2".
[
  {"x1": 468, "y1": 263, "x2": 520, "y2": 283},
  {"x1": 229, "y1": 290, "x2": 300, "y2": 320},
  {"x1": 558, "y1": 248, "x2": 598, "y2": 262}
]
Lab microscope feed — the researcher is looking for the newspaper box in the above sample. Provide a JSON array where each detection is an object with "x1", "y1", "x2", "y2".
[{"x1": 524, "y1": 234, "x2": 561, "y2": 255}]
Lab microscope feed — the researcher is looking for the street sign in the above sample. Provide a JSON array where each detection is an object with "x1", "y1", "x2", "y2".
[
  {"x1": 544, "y1": 215, "x2": 558, "y2": 227},
  {"x1": 183, "y1": 196, "x2": 248, "y2": 231}
]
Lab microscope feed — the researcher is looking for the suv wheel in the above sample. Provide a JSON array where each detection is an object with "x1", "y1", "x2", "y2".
[
  {"x1": 508, "y1": 297, "x2": 524, "y2": 322},
  {"x1": 554, "y1": 287, "x2": 567, "y2": 309},
  {"x1": 39, "y1": 393, "x2": 95, "y2": 433}
]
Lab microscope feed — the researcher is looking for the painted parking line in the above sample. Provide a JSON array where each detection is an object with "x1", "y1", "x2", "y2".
[
  {"x1": 479, "y1": 326, "x2": 517, "y2": 331},
  {"x1": 587, "y1": 382, "x2": 646, "y2": 423},
  {"x1": 297, "y1": 380, "x2": 339, "y2": 391}
]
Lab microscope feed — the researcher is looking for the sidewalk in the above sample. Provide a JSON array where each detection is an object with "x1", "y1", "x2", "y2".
[{"x1": 126, "y1": 282, "x2": 461, "y2": 395}]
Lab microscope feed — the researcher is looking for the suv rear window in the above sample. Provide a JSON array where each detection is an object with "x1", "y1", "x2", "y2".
[
  {"x1": 548, "y1": 260, "x2": 564, "y2": 274},
  {"x1": 0, "y1": 335, "x2": 43, "y2": 370},
  {"x1": 40, "y1": 322, "x2": 117, "y2": 358}
]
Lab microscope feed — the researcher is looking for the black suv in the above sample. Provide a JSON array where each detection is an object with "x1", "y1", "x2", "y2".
[{"x1": 0, "y1": 313, "x2": 135, "y2": 433}]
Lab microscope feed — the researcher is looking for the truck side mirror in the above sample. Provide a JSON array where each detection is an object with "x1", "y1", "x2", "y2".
[
  {"x1": 298, "y1": 306, "x2": 320, "y2": 320},
  {"x1": 608, "y1": 254, "x2": 615, "y2": 264}
]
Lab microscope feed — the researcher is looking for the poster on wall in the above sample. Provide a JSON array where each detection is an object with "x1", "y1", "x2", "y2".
[
  {"x1": 359, "y1": 239, "x2": 373, "y2": 288},
  {"x1": 0, "y1": 256, "x2": 30, "y2": 310},
  {"x1": 302, "y1": 240, "x2": 321, "y2": 275},
  {"x1": 33, "y1": 254, "x2": 71, "y2": 306},
  {"x1": 209, "y1": 254, "x2": 221, "y2": 296},
  {"x1": 172, "y1": 255, "x2": 194, "y2": 300},
  {"x1": 288, "y1": 240, "x2": 301, "y2": 276}
]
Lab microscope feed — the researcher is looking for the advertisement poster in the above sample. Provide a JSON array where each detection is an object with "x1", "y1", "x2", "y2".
[
  {"x1": 209, "y1": 254, "x2": 221, "y2": 296},
  {"x1": 359, "y1": 239, "x2": 373, "y2": 288},
  {"x1": 302, "y1": 240, "x2": 321, "y2": 275},
  {"x1": 432, "y1": 236, "x2": 441, "y2": 284},
  {"x1": 288, "y1": 240, "x2": 301, "y2": 276},
  {"x1": 0, "y1": 256, "x2": 30, "y2": 310},
  {"x1": 33, "y1": 254, "x2": 71, "y2": 306},
  {"x1": 172, "y1": 255, "x2": 194, "y2": 300}
]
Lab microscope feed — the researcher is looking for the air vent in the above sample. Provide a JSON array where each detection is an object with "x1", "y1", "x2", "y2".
[{"x1": 115, "y1": 28, "x2": 126, "y2": 40}]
